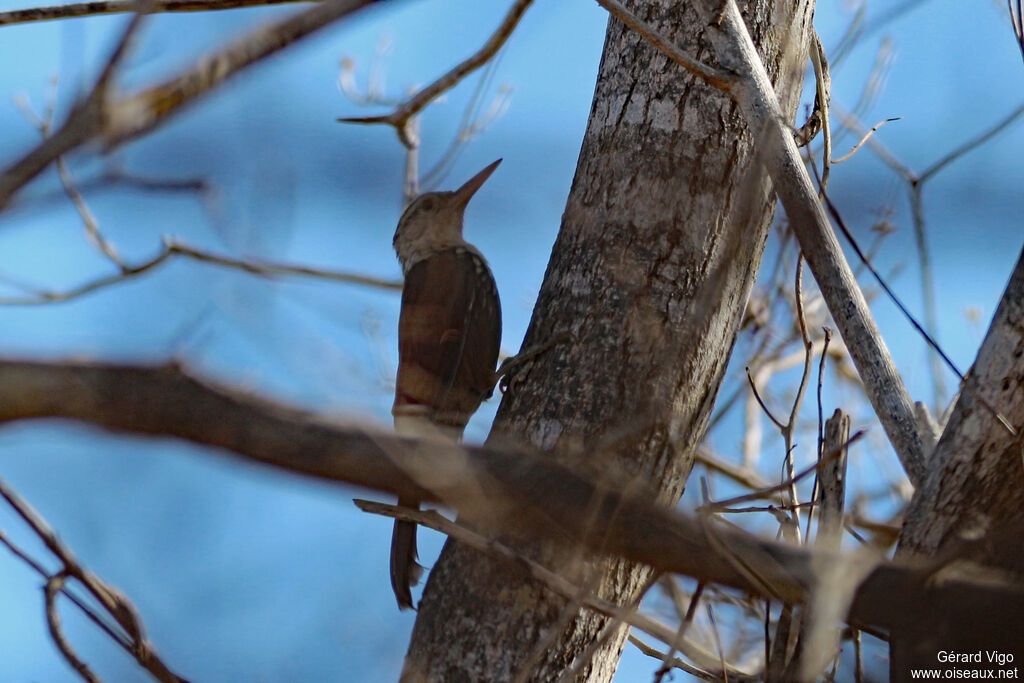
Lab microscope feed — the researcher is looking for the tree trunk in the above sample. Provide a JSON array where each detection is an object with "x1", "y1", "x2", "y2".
[
  {"x1": 402, "y1": 1, "x2": 814, "y2": 680},
  {"x1": 891, "y1": 247, "x2": 1024, "y2": 678}
]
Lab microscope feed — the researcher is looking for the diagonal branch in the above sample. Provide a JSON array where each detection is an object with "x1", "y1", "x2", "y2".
[
  {"x1": 0, "y1": 476, "x2": 188, "y2": 682},
  {"x1": 591, "y1": 0, "x2": 735, "y2": 91},
  {"x1": 0, "y1": 0, "x2": 383, "y2": 209},
  {"x1": 338, "y1": 0, "x2": 534, "y2": 148},
  {"x1": 699, "y1": 0, "x2": 928, "y2": 486}
]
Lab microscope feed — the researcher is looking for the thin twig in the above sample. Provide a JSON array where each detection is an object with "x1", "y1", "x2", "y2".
[
  {"x1": 919, "y1": 102, "x2": 1024, "y2": 183},
  {"x1": 805, "y1": 31, "x2": 832, "y2": 193},
  {"x1": 629, "y1": 635, "x2": 717, "y2": 681},
  {"x1": 339, "y1": 0, "x2": 534, "y2": 148},
  {"x1": 57, "y1": 158, "x2": 127, "y2": 268},
  {"x1": 705, "y1": 602, "x2": 728, "y2": 683},
  {"x1": 845, "y1": 39, "x2": 894, "y2": 139},
  {"x1": 653, "y1": 581, "x2": 705, "y2": 683},
  {"x1": 814, "y1": 170, "x2": 1023, "y2": 438},
  {"x1": 0, "y1": 530, "x2": 132, "y2": 650},
  {"x1": 702, "y1": 431, "x2": 866, "y2": 513},
  {"x1": 0, "y1": 478, "x2": 187, "y2": 682},
  {"x1": 0, "y1": 238, "x2": 401, "y2": 305},
  {"x1": 831, "y1": 117, "x2": 900, "y2": 164},
  {"x1": 15, "y1": 72, "x2": 130, "y2": 270},
  {"x1": 45, "y1": 573, "x2": 102, "y2": 683},
  {"x1": 745, "y1": 366, "x2": 785, "y2": 431},
  {"x1": 167, "y1": 240, "x2": 402, "y2": 289},
  {"x1": 804, "y1": 326, "x2": 832, "y2": 541},
  {"x1": 715, "y1": 501, "x2": 815, "y2": 515},
  {"x1": 832, "y1": 105, "x2": 914, "y2": 179},
  {"x1": 780, "y1": 254, "x2": 815, "y2": 541},
  {"x1": 421, "y1": 72, "x2": 511, "y2": 191}
]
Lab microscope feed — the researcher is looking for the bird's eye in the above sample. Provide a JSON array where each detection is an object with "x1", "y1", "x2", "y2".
[{"x1": 417, "y1": 196, "x2": 436, "y2": 212}]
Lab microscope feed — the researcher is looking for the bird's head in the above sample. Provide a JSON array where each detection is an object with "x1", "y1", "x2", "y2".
[{"x1": 393, "y1": 159, "x2": 501, "y2": 272}]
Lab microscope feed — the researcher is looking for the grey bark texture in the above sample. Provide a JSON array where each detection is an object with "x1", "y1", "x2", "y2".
[
  {"x1": 897, "y1": 247, "x2": 1024, "y2": 558},
  {"x1": 891, "y1": 247, "x2": 1024, "y2": 676},
  {"x1": 401, "y1": 1, "x2": 815, "y2": 680}
]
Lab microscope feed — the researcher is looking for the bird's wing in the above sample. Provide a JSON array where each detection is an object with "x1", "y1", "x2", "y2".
[{"x1": 394, "y1": 249, "x2": 501, "y2": 429}]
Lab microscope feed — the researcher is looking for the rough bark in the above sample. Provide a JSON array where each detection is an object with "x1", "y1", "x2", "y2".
[
  {"x1": 891, "y1": 247, "x2": 1024, "y2": 677},
  {"x1": 402, "y1": 1, "x2": 815, "y2": 680}
]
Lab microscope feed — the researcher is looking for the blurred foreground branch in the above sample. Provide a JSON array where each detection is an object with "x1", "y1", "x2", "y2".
[
  {"x1": 0, "y1": 0, "x2": 382, "y2": 208},
  {"x1": 0, "y1": 358, "x2": 1020, "y2": 648}
]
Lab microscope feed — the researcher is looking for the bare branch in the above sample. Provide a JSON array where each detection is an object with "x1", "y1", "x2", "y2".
[
  {"x1": 745, "y1": 366, "x2": 785, "y2": 431},
  {"x1": 15, "y1": 74, "x2": 130, "y2": 270},
  {"x1": 629, "y1": 635, "x2": 717, "y2": 681},
  {"x1": 919, "y1": 101, "x2": 1024, "y2": 183},
  {"x1": 105, "y1": 0, "x2": 380, "y2": 146},
  {"x1": 817, "y1": 409, "x2": 851, "y2": 550},
  {"x1": 701, "y1": 0, "x2": 928, "y2": 486},
  {"x1": 0, "y1": 0, "x2": 308, "y2": 26},
  {"x1": 831, "y1": 117, "x2": 901, "y2": 164},
  {"x1": 338, "y1": 0, "x2": 533, "y2": 148},
  {"x1": 0, "y1": 477, "x2": 188, "y2": 682},
  {"x1": 0, "y1": 0, "x2": 381, "y2": 208},
  {"x1": 45, "y1": 573, "x2": 102, "y2": 683},
  {"x1": 0, "y1": 528, "x2": 133, "y2": 652},
  {"x1": 804, "y1": 326, "x2": 833, "y2": 541},
  {"x1": 703, "y1": 431, "x2": 865, "y2": 513},
  {"x1": 833, "y1": 105, "x2": 915, "y2": 180},
  {"x1": 165, "y1": 239, "x2": 402, "y2": 289},
  {"x1": 57, "y1": 158, "x2": 127, "y2": 269},
  {"x1": 0, "y1": 238, "x2": 400, "y2": 305}
]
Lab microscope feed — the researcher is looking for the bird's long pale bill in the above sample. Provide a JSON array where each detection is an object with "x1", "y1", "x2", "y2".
[{"x1": 453, "y1": 158, "x2": 502, "y2": 206}]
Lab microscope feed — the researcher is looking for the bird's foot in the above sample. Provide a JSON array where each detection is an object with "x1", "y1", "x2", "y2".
[{"x1": 495, "y1": 331, "x2": 574, "y2": 395}]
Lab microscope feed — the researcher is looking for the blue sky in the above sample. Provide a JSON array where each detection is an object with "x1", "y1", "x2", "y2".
[{"x1": 0, "y1": 0, "x2": 1021, "y2": 680}]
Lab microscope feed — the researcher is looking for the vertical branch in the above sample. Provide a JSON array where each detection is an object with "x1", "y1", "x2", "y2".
[
  {"x1": 908, "y1": 182, "x2": 944, "y2": 411},
  {"x1": 817, "y1": 409, "x2": 850, "y2": 550},
  {"x1": 782, "y1": 254, "x2": 815, "y2": 540},
  {"x1": 45, "y1": 573, "x2": 102, "y2": 683},
  {"x1": 804, "y1": 327, "x2": 833, "y2": 542}
]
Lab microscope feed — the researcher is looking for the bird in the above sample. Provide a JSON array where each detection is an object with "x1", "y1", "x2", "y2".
[{"x1": 390, "y1": 159, "x2": 503, "y2": 610}]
